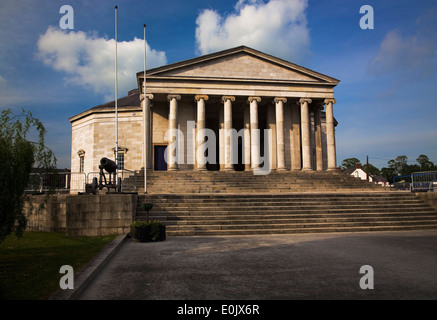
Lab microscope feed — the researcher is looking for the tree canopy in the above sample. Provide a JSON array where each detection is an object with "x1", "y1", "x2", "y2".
[
  {"x1": 0, "y1": 108, "x2": 56, "y2": 242},
  {"x1": 341, "y1": 158, "x2": 361, "y2": 170}
]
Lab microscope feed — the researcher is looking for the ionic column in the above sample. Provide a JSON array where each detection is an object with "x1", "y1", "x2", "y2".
[
  {"x1": 274, "y1": 97, "x2": 287, "y2": 171},
  {"x1": 218, "y1": 105, "x2": 224, "y2": 170},
  {"x1": 248, "y1": 96, "x2": 261, "y2": 170},
  {"x1": 324, "y1": 98, "x2": 337, "y2": 171},
  {"x1": 243, "y1": 105, "x2": 251, "y2": 171},
  {"x1": 222, "y1": 96, "x2": 235, "y2": 171},
  {"x1": 298, "y1": 98, "x2": 313, "y2": 171},
  {"x1": 313, "y1": 105, "x2": 323, "y2": 171},
  {"x1": 141, "y1": 93, "x2": 154, "y2": 169},
  {"x1": 195, "y1": 95, "x2": 208, "y2": 171},
  {"x1": 167, "y1": 94, "x2": 181, "y2": 170}
]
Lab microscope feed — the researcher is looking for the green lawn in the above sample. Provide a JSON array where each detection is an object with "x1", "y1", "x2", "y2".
[{"x1": 0, "y1": 231, "x2": 117, "y2": 300}]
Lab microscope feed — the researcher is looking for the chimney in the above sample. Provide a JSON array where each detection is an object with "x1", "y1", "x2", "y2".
[{"x1": 356, "y1": 164, "x2": 361, "y2": 169}]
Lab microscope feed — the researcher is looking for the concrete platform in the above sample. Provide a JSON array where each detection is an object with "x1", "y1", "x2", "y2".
[{"x1": 74, "y1": 230, "x2": 437, "y2": 300}]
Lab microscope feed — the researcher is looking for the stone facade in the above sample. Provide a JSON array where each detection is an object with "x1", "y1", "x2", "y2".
[{"x1": 70, "y1": 46, "x2": 339, "y2": 178}]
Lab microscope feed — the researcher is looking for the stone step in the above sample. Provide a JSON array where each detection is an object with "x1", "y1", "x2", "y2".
[
  {"x1": 166, "y1": 224, "x2": 437, "y2": 236},
  {"x1": 134, "y1": 169, "x2": 383, "y2": 194},
  {"x1": 139, "y1": 208, "x2": 435, "y2": 217},
  {"x1": 141, "y1": 214, "x2": 437, "y2": 225},
  {"x1": 166, "y1": 218, "x2": 437, "y2": 230}
]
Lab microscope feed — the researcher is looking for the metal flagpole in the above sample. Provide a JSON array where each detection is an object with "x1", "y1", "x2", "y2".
[
  {"x1": 114, "y1": 5, "x2": 119, "y2": 188},
  {"x1": 143, "y1": 24, "x2": 147, "y2": 193}
]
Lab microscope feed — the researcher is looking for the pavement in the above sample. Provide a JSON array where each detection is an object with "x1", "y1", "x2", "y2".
[{"x1": 53, "y1": 230, "x2": 437, "y2": 300}]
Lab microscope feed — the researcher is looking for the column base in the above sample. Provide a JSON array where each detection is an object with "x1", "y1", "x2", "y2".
[
  {"x1": 301, "y1": 167, "x2": 314, "y2": 171},
  {"x1": 195, "y1": 167, "x2": 207, "y2": 171},
  {"x1": 168, "y1": 167, "x2": 179, "y2": 171},
  {"x1": 276, "y1": 167, "x2": 287, "y2": 172}
]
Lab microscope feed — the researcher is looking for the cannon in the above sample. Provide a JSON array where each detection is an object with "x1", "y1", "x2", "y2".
[
  {"x1": 98, "y1": 157, "x2": 120, "y2": 192},
  {"x1": 100, "y1": 157, "x2": 117, "y2": 173}
]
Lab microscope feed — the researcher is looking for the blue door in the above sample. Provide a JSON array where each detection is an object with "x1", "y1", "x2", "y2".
[{"x1": 154, "y1": 145, "x2": 167, "y2": 171}]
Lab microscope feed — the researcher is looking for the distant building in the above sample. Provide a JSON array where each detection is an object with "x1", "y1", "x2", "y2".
[{"x1": 343, "y1": 164, "x2": 389, "y2": 186}]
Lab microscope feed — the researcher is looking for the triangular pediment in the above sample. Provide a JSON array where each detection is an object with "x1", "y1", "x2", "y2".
[{"x1": 143, "y1": 46, "x2": 339, "y2": 85}]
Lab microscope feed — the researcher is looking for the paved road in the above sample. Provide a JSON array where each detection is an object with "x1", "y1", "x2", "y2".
[{"x1": 76, "y1": 230, "x2": 437, "y2": 300}]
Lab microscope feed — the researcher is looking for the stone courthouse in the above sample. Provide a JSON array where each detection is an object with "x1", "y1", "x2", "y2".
[{"x1": 69, "y1": 46, "x2": 339, "y2": 176}]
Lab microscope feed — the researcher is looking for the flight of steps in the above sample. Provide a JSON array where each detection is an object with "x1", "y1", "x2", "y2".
[
  {"x1": 133, "y1": 170, "x2": 437, "y2": 236},
  {"x1": 135, "y1": 170, "x2": 382, "y2": 194}
]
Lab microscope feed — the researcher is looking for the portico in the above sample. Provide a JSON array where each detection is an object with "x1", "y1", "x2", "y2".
[{"x1": 138, "y1": 46, "x2": 339, "y2": 172}]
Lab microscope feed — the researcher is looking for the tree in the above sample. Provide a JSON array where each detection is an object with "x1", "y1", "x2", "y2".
[
  {"x1": 0, "y1": 108, "x2": 56, "y2": 242},
  {"x1": 380, "y1": 154, "x2": 436, "y2": 183},
  {"x1": 390, "y1": 155, "x2": 408, "y2": 175},
  {"x1": 341, "y1": 158, "x2": 361, "y2": 170},
  {"x1": 362, "y1": 163, "x2": 381, "y2": 176},
  {"x1": 416, "y1": 155, "x2": 435, "y2": 171},
  {"x1": 381, "y1": 166, "x2": 397, "y2": 184}
]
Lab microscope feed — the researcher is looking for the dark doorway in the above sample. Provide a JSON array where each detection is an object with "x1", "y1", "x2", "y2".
[
  {"x1": 205, "y1": 117, "x2": 220, "y2": 171},
  {"x1": 154, "y1": 145, "x2": 167, "y2": 171},
  {"x1": 233, "y1": 109, "x2": 245, "y2": 171}
]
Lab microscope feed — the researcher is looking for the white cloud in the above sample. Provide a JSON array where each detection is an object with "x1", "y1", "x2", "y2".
[
  {"x1": 195, "y1": 0, "x2": 310, "y2": 63},
  {"x1": 36, "y1": 26, "x2": 167, "y2": 99},
  {"x1": 369, "y1": 29, "x2": 436, "y2": 77},
  {"x1": 0, "y1": 75, "x2": 6, "y2": 85}
]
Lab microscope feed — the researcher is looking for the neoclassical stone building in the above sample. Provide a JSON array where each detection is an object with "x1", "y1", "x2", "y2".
[{"x1": 70, "y1": 46, "x2": 339, "y2": 175}]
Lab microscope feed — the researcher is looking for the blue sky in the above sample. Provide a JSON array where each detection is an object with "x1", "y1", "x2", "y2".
[{"x1": 1, "y1": 0, "x2": 436, "y2": 169}]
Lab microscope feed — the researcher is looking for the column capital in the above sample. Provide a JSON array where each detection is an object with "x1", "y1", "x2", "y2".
[
  {"x1": 247, "y1": 96, "x2": 261, "y2": 103},
  {"x1": 167, "y1": 94, "x2": 181, "y2": 101},
  {"x1": 324, "y1": 98, "x2": 336, "y2": 105},
  {"x1": 194, "y1": 95, "x2": 209, "y2": 102},
  {"x1": 221, "y1": 96, "x2": 236, "y2": 103},
  {"x1": 298, "y1": 98, "x2": 312, "y2": 105},
  {"x1": 274, "y1": 97, "x2": 287, "y2": 104}
]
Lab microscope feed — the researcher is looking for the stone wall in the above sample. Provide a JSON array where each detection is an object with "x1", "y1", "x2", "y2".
[
  {"x1": 415, "y1": 192, "x2": 437, "y2": 211},
  {"x1": 25, "y1": 195, "x2": 68, "y2": 232},
  {"x1": 24, "y1": 194, "x2": 137, "y2": 237}
]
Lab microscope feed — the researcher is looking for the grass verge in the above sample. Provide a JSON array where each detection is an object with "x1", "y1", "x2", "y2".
[{"x1": 0, "y1": 231, "x2": 117, "y2": 300}]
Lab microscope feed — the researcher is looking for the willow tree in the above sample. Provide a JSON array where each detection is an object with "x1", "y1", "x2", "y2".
[{"x1": 0, "y1": 108, "x2": 57, "y2": 242}]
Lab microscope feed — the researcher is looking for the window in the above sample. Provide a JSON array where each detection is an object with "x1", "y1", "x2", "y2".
[
  {"x1": 77, "y1": 150, "x2": 85, "y2": 173},
  {"x1": 113, "y1": 146, "x2": 127, "y2": 171},
  {"x1": 79, "y1": 156, "x2": 84, "y2": 173},
  {"x1": 117, "y1": 153, "x2": 125, "y2": 171}
]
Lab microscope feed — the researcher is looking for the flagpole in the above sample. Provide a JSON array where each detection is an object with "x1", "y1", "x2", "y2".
[
  {"x1": 143, "y1": 24, "x2": 147, "y2": 193},
  {"x1": 114, "y1": 5, "x2": 119, "y2": 189}
]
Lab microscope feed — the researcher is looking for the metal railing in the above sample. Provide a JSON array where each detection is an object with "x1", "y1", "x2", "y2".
[
  {"x1": 25, "y1": 169, "x2": 137, "y2": 194},
  {"x1": 25, "y1": 172, "x2": 86, "y2": 194},
  {"x1": 411, "y1": 171, "x2": 437, "y2": 192}
]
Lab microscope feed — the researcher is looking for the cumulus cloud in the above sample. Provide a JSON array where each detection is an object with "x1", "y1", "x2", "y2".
[
  {"x1": 369, "y1": 29, "x2": 436, "y2": 77},
  {"x1": 36, "y1": 26, "x2": 167, "y2": 99},
  {"x1": 195, "y1": 0, "x2": 310, "y2": 63}
]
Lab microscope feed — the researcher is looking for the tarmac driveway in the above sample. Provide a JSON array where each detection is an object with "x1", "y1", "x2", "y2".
[{"x1": 76, "y1": 230, "x2": 437, "y2": 300}]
